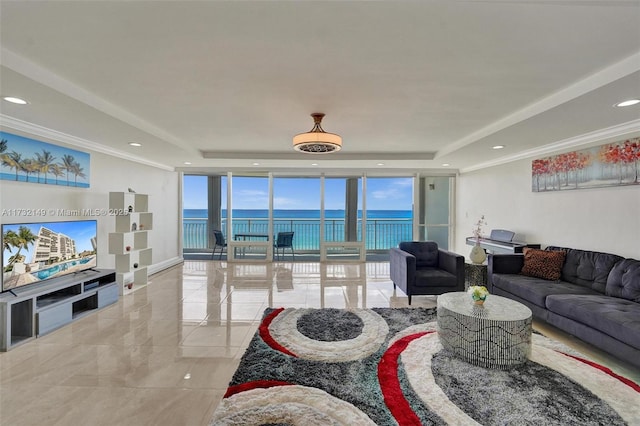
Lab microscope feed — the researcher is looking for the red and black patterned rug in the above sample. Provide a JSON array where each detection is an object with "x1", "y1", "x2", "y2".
[{"x1": 210, "y1": 308, "x2": 640, "y2": 425}]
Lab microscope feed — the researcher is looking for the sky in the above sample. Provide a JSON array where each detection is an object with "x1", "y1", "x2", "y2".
[{"x1": 183, "y1": 176, "x2": 413, "y2": 210}]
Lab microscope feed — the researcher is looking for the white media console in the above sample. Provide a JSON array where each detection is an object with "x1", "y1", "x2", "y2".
[{"x1": 0, "y1": 269, "x2": 118, "y2": 351}]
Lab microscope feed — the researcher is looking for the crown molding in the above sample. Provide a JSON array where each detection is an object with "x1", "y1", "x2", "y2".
[
  {"x1": 459, "y1": 119, "x2": 640, "y2": 174},
  {"x1": 0, "y1": 114, "x2": 175, "y2": 172},
  {"x1": 201, "y1": 151, "x2": 435, "y2": 160},
  {"x1": 1, "y1": 47, "x2": 198, "y2": 157},
  {"x1": 437, "y1": 51, "x2": 640, "y2": 159}
]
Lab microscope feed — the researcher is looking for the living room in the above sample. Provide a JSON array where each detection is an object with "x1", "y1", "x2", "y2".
[{"x1": 1, "y1": 2, "x2": 639, "y2": 425}]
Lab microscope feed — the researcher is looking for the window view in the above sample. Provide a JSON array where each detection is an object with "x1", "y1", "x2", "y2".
[
  {"x1": 183, "y1": 174, "x2": 430, "y2": 259},
  {"x1": 183, "y1": 175, "x2": 208, "y2": 251},
  {"x1": 228, "y1": 175, "x2": 270, "y2": 260},
  {"x1": 365, "y1": 177, "x2": 413, "y2": 251},
  {"x1": 273, "y1": 177, "x2": 321, "y2": 258}
]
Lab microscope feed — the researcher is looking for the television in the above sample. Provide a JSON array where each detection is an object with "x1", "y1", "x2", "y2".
[{"x1": 1, "y1": 220, "x2": 97, "y2": 292}]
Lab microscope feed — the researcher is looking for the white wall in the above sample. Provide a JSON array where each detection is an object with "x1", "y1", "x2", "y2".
[
  {"x1": 0, "y1": 147, "x2": 181, "y2": 272},
  {"x1": 454, "y1": 159, "x2": 640, "y2": 260}
]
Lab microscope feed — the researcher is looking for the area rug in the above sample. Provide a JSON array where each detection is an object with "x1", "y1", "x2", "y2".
[{"x1": 210, "y1": 308, "x2": 640, "y2": 425}]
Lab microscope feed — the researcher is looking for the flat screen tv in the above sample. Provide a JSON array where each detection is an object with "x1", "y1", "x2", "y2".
[{"x1": 1, "y1": 220, "x2": 97, "y2": 292}]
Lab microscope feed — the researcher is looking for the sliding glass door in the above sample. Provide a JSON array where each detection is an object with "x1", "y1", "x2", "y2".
[
  {"x1": 183, "y1": 172, "x2": 454, "y2": 260},
  {"x1": 227, "y1": 175, "x2": 271, "y2": 261},
  {"x1": 321, "y1": 176, "x2": 364, "y2": 261},
  {"x1": 365, "y1": 177, "x2": 413, "y2": 253},
  {"x1": 416, "y1": 176, "x2": 453, "y2": 249},
  {"x1": 273, "y1": 177, "x2": 321, "y2": 260}
]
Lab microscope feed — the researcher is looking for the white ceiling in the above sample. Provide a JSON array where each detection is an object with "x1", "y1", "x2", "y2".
[{"x1": 1, "y1": 1, "x2": 639, "y2": 174}]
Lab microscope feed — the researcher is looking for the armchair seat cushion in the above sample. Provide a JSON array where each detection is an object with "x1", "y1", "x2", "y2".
[{"x1": 415, "y1": 268, "x2": 458, "y2": 288}]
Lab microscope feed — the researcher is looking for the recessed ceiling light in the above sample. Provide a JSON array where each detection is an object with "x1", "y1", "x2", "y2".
[
  {"x1": 183, "y1": 161, "x2": 192, "y2": 165},
  {"x1": 3, "y1": 96, "x2": 28, "y2": 105},
  {"x1": 311, "y1": 163, "x2": 319, "y2": 166},
  {"x1": 441, "y1": 163, "x2": 450, "y2": 167},
  {"x1": 128, "y1": 142, "x2": 142, "y2": 147},
  {"x1": 252, "y1": 162, "x2": 260, "y2": 166},
  {"x1": 615, "y1": 99, "x2": 640, "y2": 107},
  {"x1": 492, "y1": 145, "x2": 505, "y2": 150},
  {"x1": 377, "y1": 163, "x2": 385, "y2": 166}
]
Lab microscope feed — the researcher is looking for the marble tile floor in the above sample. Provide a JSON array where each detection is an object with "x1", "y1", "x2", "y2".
[{"x1": 1, "y1": 260, "x2": 638, "y2": 425}]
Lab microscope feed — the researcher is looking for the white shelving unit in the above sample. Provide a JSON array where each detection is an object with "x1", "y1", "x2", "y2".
[{"x1": 108, "y1": 192, "x2": 153, "y2": 295}]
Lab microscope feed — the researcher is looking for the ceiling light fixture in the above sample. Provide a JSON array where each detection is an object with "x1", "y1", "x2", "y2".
[
  {"x1": 615, "y1": 99, "x2": 640, "y2": 107},
  {"x1": 252, "y1": 162, "x2": 260, "y2": 166},
  {"x1": 3, "y1": 96, "x2": 28, "y2": 105},
  {"x1": 492, "y1": 145, "x2": 505, "y2": 150},
  {"x1": 128, "y1": 142, "x2": 142, "y2": 147},
  {"x1": 184, "y1": 161, "x2": 192, "y2": 165},
  {"x1": 441, "y1": 163, "x2": 450, "y2": 167},
  {"x1": 293, "y1": 113, "x2": 342, "y2": 154},
  {"x1": 377, "y1": 163, "x2": 385, "y2": 166},
  {"x1": 311, "y1": 163, "x2": 319, "y2": 166}
]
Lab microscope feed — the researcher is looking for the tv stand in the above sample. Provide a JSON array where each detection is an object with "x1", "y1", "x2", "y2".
[{"x1": 0, "y1": 269, "x2": 118, "y2": 351}]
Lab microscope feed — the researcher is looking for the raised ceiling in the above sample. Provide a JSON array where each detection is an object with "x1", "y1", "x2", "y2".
[{"x1": 1, "y1": 1, "x2": 639, "y2": 174}]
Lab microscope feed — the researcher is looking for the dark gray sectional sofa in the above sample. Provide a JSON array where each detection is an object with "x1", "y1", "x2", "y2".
[{"x1": 488, "y1": 246, "x2": 640, "y2": 369}]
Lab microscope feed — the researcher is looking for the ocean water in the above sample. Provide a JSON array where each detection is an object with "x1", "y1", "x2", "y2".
[
  {"x1": 183, "y1": 209, "x2": 413, "y2": 250},
  {"x1": 184, "y1": 209, "x2": 412, "y2": 219}
]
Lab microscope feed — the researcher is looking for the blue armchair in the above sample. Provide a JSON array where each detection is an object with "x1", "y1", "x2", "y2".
[{"x1": 390, "y1": 241, "x2": 465, "y2": 305}]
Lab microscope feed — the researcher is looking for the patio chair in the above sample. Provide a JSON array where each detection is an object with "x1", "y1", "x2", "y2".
[
  {"x1": 212, "y1": 230, "x2": 227, "y2": 260},
  {"x1": 274, "y1": 232, "x2": 295, "y2": 261}
]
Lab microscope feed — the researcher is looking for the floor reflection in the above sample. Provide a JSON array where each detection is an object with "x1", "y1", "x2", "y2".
[{"x1": 0, "y1": 260, "x2": 636, "y2": 426}]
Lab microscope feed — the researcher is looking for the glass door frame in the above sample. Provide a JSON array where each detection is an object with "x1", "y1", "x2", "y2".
[
  {"x1": 226, "y1": 172, "x2": 274, "y2": 262},
  {"x1": 319, "y1": 174, "x2": 366, "y2": 262}
]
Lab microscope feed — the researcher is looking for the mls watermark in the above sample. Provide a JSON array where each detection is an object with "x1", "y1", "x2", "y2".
[{"x1": 1, "y1": 208, "x2": 129, "y2": 217}]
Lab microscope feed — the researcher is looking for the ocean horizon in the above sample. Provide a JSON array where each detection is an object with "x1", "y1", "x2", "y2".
[
  {"x1": 182, "y1": 209, "x2": 414, "y2": 250},
  {"x1": 184, "y1": 209, "x2": 412, "y2": 219}
]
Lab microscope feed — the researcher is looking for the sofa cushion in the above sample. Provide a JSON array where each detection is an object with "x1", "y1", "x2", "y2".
[
  {"x1": 546, "y1": 294, "x2": 640, "y2": 351},
  {"x1": 414, "y1": 268, "x2": 457, "y2": 288},
  {"x1": 491, "y1": 273, "x2": 600, "y2": 308},
  {"x1": 546, "y1": 246, "x2": 623, "y2": 293},
  {"x1": 520, "y1": 248, "x2": 565, "y2": 281},
  {"x1": 399, "y1": 241, "x2": 438, "y2": 268},
  {"x1": 605, "y1": 258, "x2": 640, "y2": 302}
]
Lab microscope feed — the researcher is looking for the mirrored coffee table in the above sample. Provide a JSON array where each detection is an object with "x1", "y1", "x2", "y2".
[{"x1": 437, "y1": 292, "x2": 532, "y2": 369}]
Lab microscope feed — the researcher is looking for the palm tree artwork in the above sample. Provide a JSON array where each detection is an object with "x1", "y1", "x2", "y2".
[
  {"x1": 35, "y1": 149, "x2": 56, "y2": 184},
  {"x1": 6, "y1": 151, "x2": 23, "y2": 181},
  {"x1": 61, "y1": 154, "x2": 76, "y2": 186},
  {"x1": 0, "y1": 132, "x2": 90, "y2": 187},
  {"x1": 70, "y1": 161, "x2": 86, "y2": 186}
]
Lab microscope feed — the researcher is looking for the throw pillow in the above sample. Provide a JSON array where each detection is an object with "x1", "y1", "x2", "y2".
[{"x1": 520, "y1": 248, "x2": 566, "y2": 281}]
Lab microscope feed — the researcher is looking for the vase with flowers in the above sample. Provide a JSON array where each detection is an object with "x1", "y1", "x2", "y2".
[
  {"x1": 470, "y1": 215, "x2": 487, "y2": 264},
  {"x1": 468, "y1": 285, "x2": 489, "y2": 305}
]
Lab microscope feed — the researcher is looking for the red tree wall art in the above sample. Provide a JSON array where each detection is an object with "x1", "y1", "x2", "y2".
[{"x1": 532, "y1": 137, "x2": 639, "y2": 192}]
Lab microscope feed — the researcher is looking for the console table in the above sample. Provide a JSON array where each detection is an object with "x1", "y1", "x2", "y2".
[
  {"x1": 0, "y1": 269, "x2": 118, "y2": 351},
  {"x1": 437, "y1": 292, "x2": 532, "y2": 369}
]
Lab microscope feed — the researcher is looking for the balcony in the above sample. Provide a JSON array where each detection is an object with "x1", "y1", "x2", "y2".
[{"x1": 183, "y1": 217, "x2": 414, "y2": 252}]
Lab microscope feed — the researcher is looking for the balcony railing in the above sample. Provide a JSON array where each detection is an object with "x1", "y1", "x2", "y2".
[{"x1": 183, "y1": 217, "x2": 413, "y2": 251}]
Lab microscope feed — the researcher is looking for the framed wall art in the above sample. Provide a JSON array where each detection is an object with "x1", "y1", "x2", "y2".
[
  {"x1": 532, "y1": 137, "x2": 639, "y2": 192},
  {"x1": 0, "y1": 131, "x2": 90, "y2": 188}
]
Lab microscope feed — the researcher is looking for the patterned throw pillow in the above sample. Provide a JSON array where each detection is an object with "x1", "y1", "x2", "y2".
[{"x1": 520, "y1": 248, "x2": 566, "y2": 281}]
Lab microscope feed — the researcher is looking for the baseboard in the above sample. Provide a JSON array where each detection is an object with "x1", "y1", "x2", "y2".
[{"x1": 148, "y1": 256, "x2": 184, "y2": 276}]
